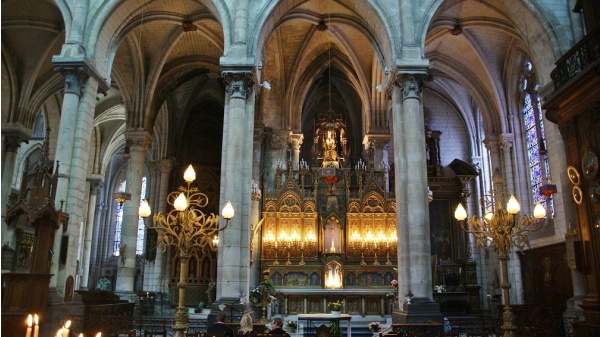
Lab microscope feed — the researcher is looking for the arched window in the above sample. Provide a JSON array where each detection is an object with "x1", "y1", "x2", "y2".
[
  {"x1": 520, "y1": 61, "x2": 554, "y2": 216},
  {"x1": 113, "y1": 177, "x2": 147, "y2": 255}
]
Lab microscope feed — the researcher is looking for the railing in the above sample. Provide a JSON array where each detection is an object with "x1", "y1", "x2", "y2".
[{"x1": 551, "y1": 26, "x2": 600, "y2": 91}]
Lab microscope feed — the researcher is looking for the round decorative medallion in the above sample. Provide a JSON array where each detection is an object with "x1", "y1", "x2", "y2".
[
  {"x1": 567, "y1": 166, "x2": 581, "y2": 186},
  {"x1": 582, "y1": 150, "x2": 599, "y2": 180},
  {"x1": 572, "y1": 186, "x2": 583, "y2": 205},
  {"x1": 589, "y1": 181, "x2": 600, "y2": 203}
]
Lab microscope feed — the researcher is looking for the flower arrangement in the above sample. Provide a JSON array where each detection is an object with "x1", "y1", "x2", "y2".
[
  {"x1": 249, "y1": 280, "x2": 276, "y2": 304},
  {"x1": 368, "y1": 322, "x2": 381, "y2": 332},
  {"x1": 434, "y1": 285, "x2": 445, "y2": 293},
  {"x1": 328, "y1": 300, "x2": 343, "y2": 311},
  {"x1": 385, "y1": 292, "x2": 396, "y2": 302}
]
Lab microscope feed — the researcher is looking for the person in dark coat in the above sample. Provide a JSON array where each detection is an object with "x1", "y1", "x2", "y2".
[
  {"x1": 207, "y1": 311, "x2": 234, "y2": 337},
  {"x1": 268, "y1": 317, "x2": 287, "y2": 335}
]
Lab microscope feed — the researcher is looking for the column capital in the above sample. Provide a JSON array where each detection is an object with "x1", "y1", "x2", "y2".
[
  {"x1": 483, "y1": 135, "x2": 500, "y2": 150},
  {"x1": 1, "y1": 123, "x2": 32, "y2": 152},
  {"x1": 394, "y1": 73, "x2": 431, "y2": 100},
  {"x1": 124, "y1": 130, "x2": 152, "y2": 153},
  {"x1": 55, "y1": 66, "x2": 89, "y2": 95},
  {"x1": 362, "y1": 134, "x2": 391, "y2": 151},
  {"x1": 86, "y1": 174, "x2": 104, "y2": 195},
  {"x1": 269, "y1": 129, "x2": 291, "y2": 149},
  {"x1": 254, "y1": 124, "x2": 267, "y2": 143},
  {"x1": 53, "y1": 57, "x2": 110, "y2": 94},
  {"x1": 222, "y1": 71, "x2": 254, "y2": 99},
  {"x1": 158, "y1": 158, "x2": 174, "y2": 173},
  {"x1": 499, "y1": 133, "x2": 514, "y2": 151},
  {"x1": 289, "y1": 133, "x2": 304, "y2": 150}
]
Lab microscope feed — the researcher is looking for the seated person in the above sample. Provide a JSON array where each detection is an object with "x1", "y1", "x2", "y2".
[
  {"x1": 207, "y1": 311, "x2": 234, "y2": 337},
  {"x1": 238, "y1": 311, "x2": 254, "y2": 335},
  {"x1": 95, "y1": 273, "x2": 112, "y2": 291},
  {"x1": 268, "y1": 318, "x2": 286, "y2": 335}
]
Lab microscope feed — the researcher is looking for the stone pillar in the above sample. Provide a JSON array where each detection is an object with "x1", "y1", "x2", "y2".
[
  {"x1": 144, "y1": 159, "x2": 173, "y2": 294},
  {"x1": 1, "y1": 124, "x2": 31, "y2": 253},
  {"x1": 499, "y1": 133, "x2": 515, "y2": 193},
  {"x1": 80, "y1": 176, "x2": 103, "y2": 289},
  {"x1": 218, "y1": 70, "x2": 255, "y2": 303},
  {"x1": 53, "y1": 67, "x2": 88, "y2": 205},
  {"x1": 49, "y1": 64, "x2": 104, "y2": 296},
  {"x1": 250, "y1": 126, "x2": 266, "y2": 288},
  {"x1": 115, "y1": 131, "x2": 151, "y2": 294},
  {"x1": 363, "y1": 134, "x2": 392, "y2": 191},
  {"x1": 393, "y1": 72, "x2": 441, "y2": 324},
  {"x1": 289, "y1": 133, "x2": 304, "y2": 169}
]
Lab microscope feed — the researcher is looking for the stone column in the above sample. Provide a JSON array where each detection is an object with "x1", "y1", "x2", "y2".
[
  {"x1": 250, "y1": 127, "x2": 266, "y2": 288},
  {"x1": 363, "y1": 134, "x2": 391, "y2": 191},
  {"x1": 53, "y1": 67, "x2": 88, "y2": 205},
  {"x1": 49, "y1": 67, "x2": 88, "y2": 292},
  {"x1": 1, "y1": 124, "x2": 31, "y2": 253},
  {"x1": 80, "y1": 176, "x2": 103, "y2": 289},
  {"x1": 144, "y1": 159, "x2": 173, "y2": 293},
  {"x1": 115, "y1": 131, "x2": 151, "y2": 295},
  {"x1": 48, "y1": 65, "x2": 103, "y2": 296},
  {"x1": 499, "y1": 133, "x2": 515, "y2": 193},
  {"x1": 394, "y1": 72, "x2": 441, "y2": 324},
  {"x1": 289, "y1": 133, "x2": 304, "y2": 169},
  {"x1": 218, "y1": 70, "x2": 255, "y2": 303}
]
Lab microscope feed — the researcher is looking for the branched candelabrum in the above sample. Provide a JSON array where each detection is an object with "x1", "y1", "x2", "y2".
[
  {"x1": 139, "y1": 165, "x2": 234, "y2": 337},
  {"x1": 454, "y1": 169, "x2": 546, "y2": 337}
]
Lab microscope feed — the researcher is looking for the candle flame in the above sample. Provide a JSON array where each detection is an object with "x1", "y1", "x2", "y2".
[{"x1": 27, "y1": 314, "x2": 33, "y2": 327}]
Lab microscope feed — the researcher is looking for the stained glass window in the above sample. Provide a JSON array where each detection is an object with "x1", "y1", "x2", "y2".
[
  {"x1": 520, "y1": 61, "x2": 554, "y2": 216},
  {"x1": 113, "y1": 177, "x2": 147, "y2": 255}
]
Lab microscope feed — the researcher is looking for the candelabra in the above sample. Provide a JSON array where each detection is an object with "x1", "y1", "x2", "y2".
[
  {"x1": 283, "y1": 229, "x2": 301, "y2": 265},
  {"x1": 355, "y1": 159, "x2": 367, "y2": 190},
  {"x1": 139, "y1": 164, "x2": 234, "y2": 337},
  {"x1": 299, "y1": 229, "x2": 317, "y2": 265},
  {"x1": 384, "y1": 230, "x2": 397, "y2": 265},
  {"x1": 454, "y1": 169, "x2": 545, "y2": 337}
]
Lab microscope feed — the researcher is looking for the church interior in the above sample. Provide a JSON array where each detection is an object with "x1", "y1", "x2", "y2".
[{"x1": 1, "y1": 0, "x2": 599, "y2": 336}]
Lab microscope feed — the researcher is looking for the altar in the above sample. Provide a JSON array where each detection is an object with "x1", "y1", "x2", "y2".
[
  {"x1": 432, "y1": 292, "x2": 470, "y2": 316},
  {"x1": 297, "y1": 313, "x2": 352, "y2": 337}
]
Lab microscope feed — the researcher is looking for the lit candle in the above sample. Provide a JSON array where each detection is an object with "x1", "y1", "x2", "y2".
[
  {"x1": 95, "y1": 332, "x2": 102, "y2": 337},
  {"x1": 62, "y1": 320, "x2": 71, "y2": 337},
  {"x1": 56, "y1": 328, "x2": 63, "y2": 337},
  {"x1": 25, "y1": 314, "x2": 32, "y2": 337},
  {"x1": 33, "y1": 314, "x2": 39, "y2": 337},
  {"x1": 78, "y1": 334, "x2": 84, "y2": 337}
]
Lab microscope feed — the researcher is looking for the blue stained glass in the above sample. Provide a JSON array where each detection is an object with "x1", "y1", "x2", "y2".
[
  {"x1": 113, "y1": 177, "x2": 148, "y2": 255},
  {"x1": 521, "y1": 72, "x2": 554, "y2": 216},
  {"x1": 114, "y1": 205, "x2": 123, "y2": 255},
  {"x1": 136, "y1": 177, "x2": 147, "y2": 255}
]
